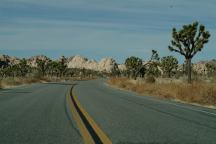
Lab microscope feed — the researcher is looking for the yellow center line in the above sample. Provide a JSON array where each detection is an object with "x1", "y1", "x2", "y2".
[{"x1": 67, "y1": 86, "x2": 112, "y2": 144}]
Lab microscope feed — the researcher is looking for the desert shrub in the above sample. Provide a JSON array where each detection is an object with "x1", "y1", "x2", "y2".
[{"x1": 145, "y1": 76, "x2": 156, "y2": 83}]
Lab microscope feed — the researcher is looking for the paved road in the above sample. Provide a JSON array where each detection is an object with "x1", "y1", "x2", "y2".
[
  {"x1": 74, "y1": 79, "x2": 216, "y2": 144},
  {"x1": 1, "y1": 80, "x2": 216, "y2": 144},
  {"x1": 0, "y1": 83, "x2": 82, "y2": 144}
]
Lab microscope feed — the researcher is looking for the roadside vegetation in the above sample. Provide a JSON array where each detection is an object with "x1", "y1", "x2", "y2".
[
  {"x1": 108, "y1": 22, "x2": 216, "y2": 106},
  {"x1": 0, "y1": 77, "x2": 51, "y2": 88},
  {"x1": 108, "y1": 77, "x2": 216, "y2": 106},
  {"x1": 0, "y1": 56, "x2": 103, "y2": 89}
]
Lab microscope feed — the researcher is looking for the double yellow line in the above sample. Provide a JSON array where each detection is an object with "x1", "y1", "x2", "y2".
[{"x1": 67, "y1": 86, "x2": 112, "y2": 144}]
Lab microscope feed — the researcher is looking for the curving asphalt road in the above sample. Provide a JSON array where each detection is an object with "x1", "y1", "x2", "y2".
[
  {"x1": 1, "y1": 80, "x2": 216, "y2": 144},
  {"x1": 0, "y1": 83, "x2": 82, "y2": 144},
  {"x1": 74, "y1": 79, "x2": 216, "y2": 144}
]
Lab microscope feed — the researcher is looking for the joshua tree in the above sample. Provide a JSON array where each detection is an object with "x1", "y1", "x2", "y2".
[
  {"x1": 146, "y1": 63, "x2": 161, "y2": 77},
  {"x1": 111, "y1": 63, "x2": 120, "y2": 77},
  {"x1": 19, "y1": 58, "x2": 31, "y2": 77},
  {"x1": 168, "y1": 21, "x2": 210, "y2": 83},
  {"x1": 47, "y1": 61, "x2": 59, "y2": 77},
  {"x1": 36, "y1": 59, "x2": 50, "y2": 76},
  {"x1": 58, "y1": 56, "x2": 67, "y2": 77},
  {"x1": 146, "y1": 50, "x2": 161, "y2": 77},
  {"x1": 161, "y1": 56, "x2": 178, "y2": 77},
  {"x1": 125, "y1": 56, "x2": 142, "y2": 79}
]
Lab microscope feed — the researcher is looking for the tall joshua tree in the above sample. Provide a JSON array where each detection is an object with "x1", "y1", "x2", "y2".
[{"x1": 168, "y1": 22, "x2": 210, "y2": 83}]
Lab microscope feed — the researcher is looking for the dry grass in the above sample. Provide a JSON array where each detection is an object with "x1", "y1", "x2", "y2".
[
  {"x1": 108, "y1": 77, "x2": 216, "y2": 106},
  {"x1": 0, "y1": 76, "x2": 96, "y2": 89},
  {"x1": 0, "y1": 77, "x2": 51, "y2": 89}
]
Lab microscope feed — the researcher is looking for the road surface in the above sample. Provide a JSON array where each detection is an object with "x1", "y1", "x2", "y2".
[
  {"x1": 0, "y1": 80, "x2": 216, "y2": 144},
  {"x1": 74, "y1": 79, "x2": 216, "y2": 144},
  {"x1": 0, "y1": 83, "x2": 82, "y2": 144}
]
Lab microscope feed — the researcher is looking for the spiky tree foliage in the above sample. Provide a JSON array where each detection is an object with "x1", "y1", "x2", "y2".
[
  {"x1": 18, "y1": 58, "x2": 30, "y2": 77},
  {"x1": 125, "y1": 56, "x2": 142, "y2": 79},
  {"x1": 0, "y1": 60, "x2": 9, "y2": 79},
  {"x1": 58, "y1": 56, "x2": 67, "y2": 77},
  {"x1": 146, "y1": 50, "x2": 161, "y2": 77},
  {"x1": 146, "y1": 64, "x2": 161, "y2": 77},
  {"x1": 36, "y1": 58, "x2": 50, "y2": 76},
  {"x1": 111, "y1": 63, "x2": 120, "y2": 77},
  {"x1": 150, "y1": 50, "x2": 160, "y2": 62},
  {"x1": 168, "y1": 22, "x2": 210, "y2": 83},
  {"x1": 47, "y1": 61, "x2": 59, "y2": 77},
  {"x1": 0, "y1": 59, "x2": 31, "y2": 78},
  {"x1": 161, "y1": 56, "x2": 178, "y2": 77},
  {"x1": 0, "y1": 66, "x2": 11, "y2": 78},
  {"x1": 139, "y1": 67, "x2": 146, "y2": 78},
  {"x1": 0, "y1": 60, "x2": 9, "y2": 68},
  {"x1": 12, "y1": 64, "x2": 21, "y2": 77}
]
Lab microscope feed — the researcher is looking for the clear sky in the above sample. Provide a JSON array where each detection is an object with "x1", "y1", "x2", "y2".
[{"x1": 0, "y1": 0, "x2": 215, "y2": 63}]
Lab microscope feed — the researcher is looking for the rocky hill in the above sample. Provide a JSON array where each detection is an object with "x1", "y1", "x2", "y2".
[
  {"x1": 67, "y1": 55, "x2": 118, "y2": 73},
  {"x1": 192, "y1": 60, "x2": 216, "y2": 74}
]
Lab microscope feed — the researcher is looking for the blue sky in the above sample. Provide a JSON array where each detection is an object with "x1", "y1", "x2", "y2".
[{"x1": 0, "y1": 0, "x2": 215, "y2": 63}]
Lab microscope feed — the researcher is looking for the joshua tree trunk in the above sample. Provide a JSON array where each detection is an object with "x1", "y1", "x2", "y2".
[
  {"x1": 132, "y1": 70, "x2": 137, "y2": 80},
  {"x1": 168, "y1": 70, "x2": 171, "y2": 78},
  {"x1": 186, "y1": 58, "x2": 192, "y2": 83}
]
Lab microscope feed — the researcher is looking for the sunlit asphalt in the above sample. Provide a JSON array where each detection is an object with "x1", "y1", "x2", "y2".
[
  {"x1": 0, "y1": 80, "x2": 216, "y2": 144},
  {"x1": 74, "y1": 79, "x2": 216, "y2": 144},
  {"x1": 0, "y1": 83, "x2": 82, "y2": 144}
]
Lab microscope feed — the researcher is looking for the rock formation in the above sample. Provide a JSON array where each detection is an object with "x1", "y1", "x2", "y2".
[
  {"x1": 67, "y1": 55, "x2": 118, "y2": 73},
  {"x1": 98, "y1": 58, "x2": 118, "y2": 73},
  {"x1": 192, "y1": 61, "x2": 208, "y2": 75},
  {"x1": 67, "y1": 55, "x2": 98, "y2": 70},
  {"x1": 118, "y1": 64, "x2": 127, "y2": 72}
]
